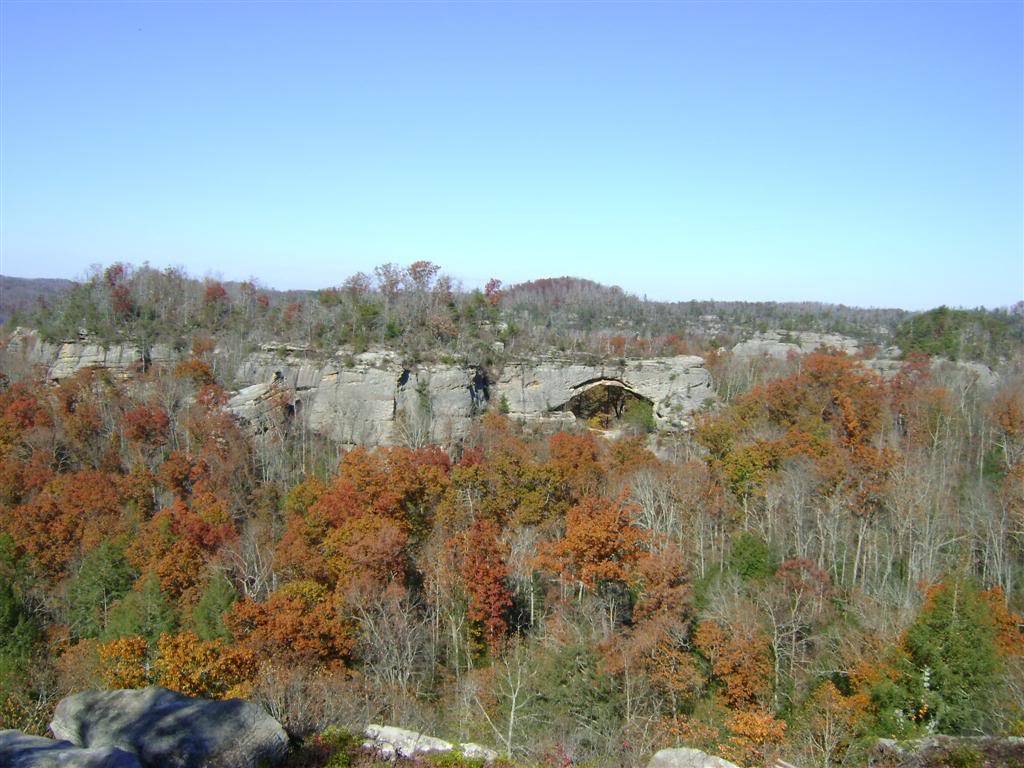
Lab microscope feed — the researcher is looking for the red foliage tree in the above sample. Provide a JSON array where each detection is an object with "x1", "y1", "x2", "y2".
[{"x1": 460, "y1": 518, "x2": 513, "y2": 652}]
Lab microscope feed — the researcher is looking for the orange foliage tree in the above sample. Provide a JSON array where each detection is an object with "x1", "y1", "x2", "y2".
[
  {"x1": 539, "y1": 495, "x2": 646, "y2": 592},
  {"x1": 225, "y1": 584, "x2": 354, "y2": 669}
]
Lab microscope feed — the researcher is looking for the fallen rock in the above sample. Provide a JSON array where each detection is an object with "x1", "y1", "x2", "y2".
[
  {"x1": 362, "y1": 724, "x2": 498, "y2": 761},
  {"x1": 49, "y1": 687, "x2": 288, "y2": 768},
  {"x1": 0, "y1": 729, "x2": 141, "y2": 768},
  {"x1": 460, "y1": 742, "x2": 501, "y2": 761},
  {"x1": 646, "y1": 747, "x2": 741, "y2": 768}
]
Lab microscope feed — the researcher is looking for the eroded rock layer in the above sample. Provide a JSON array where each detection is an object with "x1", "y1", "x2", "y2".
[{"x1": 3, "y1": 329, "x2": 718, "y2": 445}]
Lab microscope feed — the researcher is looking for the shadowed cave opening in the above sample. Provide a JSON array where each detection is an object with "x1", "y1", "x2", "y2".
[{"x1": 552, "y1": 382, "x2": 655, "y2": 431}]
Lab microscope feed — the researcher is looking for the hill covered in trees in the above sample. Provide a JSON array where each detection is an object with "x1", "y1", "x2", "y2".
[
  {"x1": 5, "y1": 263, "x2": 1021, "y2": 367},
  {"x1": 0, "y1": 276, "x2": 75, "y2": 325}
]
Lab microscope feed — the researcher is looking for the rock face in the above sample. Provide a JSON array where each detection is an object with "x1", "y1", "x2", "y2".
[
  {"x1": 231, "y1": 349, "x2": 715, "y2": 444},
  {"x1": 496, "y1": 356, "x2": 715, "y2": 432},
  {"x1": 49, "y1": 687, "x2": 288, "y2": 768},
  {"x1": 0, "y1": 730, "x2": 141, "y2": 768},
  {"x1": 230, "y1": 347, "x2": 488, "y2": 446},
  {"x1": 731, "y1": 330, "x2": 1002, "y2": 389},
  {"x1": 646, "y1": 747, "x2": 741, "y2": 768},
  {"x1": 732, "y1": 330, "x2": 864, "y2": 359},
  {"x1": 3, "y1": 329, "x2": 713, "y2": 445},
  {"x1": 3, "y1": 328, "x2": 175, "y2": 380},
  {"x1": 362, "y1": 724, "x2": 499, "y2": 761}
]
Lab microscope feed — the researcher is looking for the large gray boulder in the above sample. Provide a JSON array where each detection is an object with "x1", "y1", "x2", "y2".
[
  {"x1": 0, "y1": 730, "x2": 141, "y2": 768},
  {"x1": 49, "y1": 687, "x2": 288, "y2": 768},
  {"x1": 646, "y1": 747, "x2": 741, "y2": 768}
]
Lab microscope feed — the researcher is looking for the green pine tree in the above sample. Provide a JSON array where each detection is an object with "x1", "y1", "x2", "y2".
[
  {"x1": 104, "y1": 572, "x2": 177, "y2": 644},
  {"x1": 0, "y1": 578, "x2": 40, "y2": 700},
  {"x1": 67, "y1": 540, "x2": 135, "y2": 639},
  {"x1": 192, "y1": 572, "x2": 238, "y2": 642},
  {"x1": 897, "y1": 578, "x2": 1001, "y2": 735}
]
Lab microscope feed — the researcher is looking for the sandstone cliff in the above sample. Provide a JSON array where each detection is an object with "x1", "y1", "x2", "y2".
[{"x1": 2, "y1": 329, "x2": 715, "y2": 446}]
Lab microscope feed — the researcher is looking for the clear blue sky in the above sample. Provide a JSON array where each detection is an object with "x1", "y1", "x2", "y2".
[{"x1": 1, "y1": 1, "x2": 1021, "y2": 309}]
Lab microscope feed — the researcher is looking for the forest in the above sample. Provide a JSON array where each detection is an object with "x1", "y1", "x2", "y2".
[
  {"x1": 0, "y1": 262, "x2": 1022, "y2": 768},
  {"x1": 11, "y1": 263, "x2": 1023, "y2": 369}
]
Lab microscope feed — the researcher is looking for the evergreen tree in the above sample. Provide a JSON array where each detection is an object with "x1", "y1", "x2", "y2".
[
  {"x1": 67, "y1": 540, "x2": 135, "y2": 639},
  {"x1": 898, "y1": 579, "x2": 1002, "y2": 735},
  {"x1": 104, "y1": 573, "x2": 177, "y2": 645},
  {"x1": 192, "y1": 572, "x2": 238, "y2": 642},
  {"x1": 0, "y1": 579, "x2": 39, "y2": 699}
]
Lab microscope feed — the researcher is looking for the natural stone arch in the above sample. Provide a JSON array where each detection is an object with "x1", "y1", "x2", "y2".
[{"x1": 550, "y1": 377, "x2": 654, "y2": 425}]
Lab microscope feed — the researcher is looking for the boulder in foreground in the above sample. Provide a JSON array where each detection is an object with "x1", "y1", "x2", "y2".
[
  {"x1": 49, "y1": 687, "x2": 288, "y2": 768},
  {"x1": 646, "y1": 747, "x2": 741, "y2": 768},
  {"x1": 362, "y1": 724, "x2": 499, "y2": 761},
  {"x1": 0, "y1": 729, "x2": 141, "y2": 768}
]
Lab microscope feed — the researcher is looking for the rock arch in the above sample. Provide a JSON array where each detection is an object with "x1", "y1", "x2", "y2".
[{"x1": 550, "y1": 377, "x2": 654, "y2": 423}]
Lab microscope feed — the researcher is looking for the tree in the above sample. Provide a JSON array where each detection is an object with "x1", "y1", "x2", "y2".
[
  {"x1": 729, "y1": 532, "x2": 776, "y2": 582},
  {"x1": 97, "y1": 635, "x2": 151, "y2": 689},
  {"x1": 471, "y1": 639, "x2": 539, "y2": 760},
  {"x1": 192, "y1": 572, "x2": 238, "y2": 642},
  {"x1": 548, "y1": 432, "x2": 603, "y2": 500},
  {"x1": 104, "y1": 573, "x2": 177, "y2": 645},
  {"x1": 797, "y1": 681, "x2": 867, "y2": 768},
  {"x1": 67, "y1": 540, "x2": 135, "y2": 639},
  {"x1": 539, "y1": 495, "x2": 646, "y2": 593},
  {"x1": 722, "y1": 709, "x2": 786, "y2": 768},
  {"x1": 154, "y1": 631, "x2": 256, "y2": 699},
  {"x1": 898, "y1": 578, "x2": 1002, "y2": 734},
  {"x1": 225, "y1": 584, "x2": 353, "y2": 669},
  {"x1": 694, "y1": 617, "x2": 773, "y2": 710},
  {"x1": 460, "y1": 517, "x2": 513, "y2": 653},
  {"x1": 0, "y1": 578, "x2": 39, "y2": 699},
  {"x1": 9, "y1": 470, "x2": 127, "y2": 580}
]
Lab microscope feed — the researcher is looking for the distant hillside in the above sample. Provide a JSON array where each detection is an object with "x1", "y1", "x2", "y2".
[
  {"x1": 0, "y1": 276, "x2": 75, "y2": 324},
  {"x1": 7, "y1": 265, "x2": 1022, "y2": 365},
  {"x1": 504, "y1": 275, "x2": 909, "y2": 346}
]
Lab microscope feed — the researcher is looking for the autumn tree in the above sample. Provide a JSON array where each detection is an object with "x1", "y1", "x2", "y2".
[
  {"x1": 460, "y1": 517, "x2": 513, "y2": 653},
  {"x1": 225, "y1": 583, "x2": 353, "y2": 669},
  {"x1": 694, "y1": 617, "x2": 774, "y2": 710},
  {"x1": 539, "y1": 495, "x2": 646, "y2": 595}
]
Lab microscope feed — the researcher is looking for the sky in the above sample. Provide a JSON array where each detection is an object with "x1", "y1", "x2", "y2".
[{"x1": 1, "y1": 1, "x2": 1021, "y2": 310}]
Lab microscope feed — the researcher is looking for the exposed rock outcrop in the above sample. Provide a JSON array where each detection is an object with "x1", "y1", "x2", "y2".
[
  {"x1": 870, "y1": 735, "x2": 1024, "y2": 767},
  {"x1": 49, "y1": 687, "x2": 288, "y2": 768},
  {"x1": 731, "y1": 329, "x2": 1001, "y2": 387},
  {"x1": 3, "y1": 329, "x2": 714, "y2": 445},
  {"x1": 362, "y1": 724, "x2": 498, "y2": 761},
  {"x1": 3, "y1": 328, "x2": 175, "y2": 380},
  {"x1": 0, "y1": 730, "x2": 141, "y2": 768},
  {"x1": 230, "y1": 349, "x2": 715, "y2": 443},
  {"x1": 230, "y1": 347, "x2": 487, "y2": 446},
  {"x1": 732, "y1": 330, "x2": 864, "y2": 359},
  {"x1": 496, "y1": 356, "x2": 715, "y2": 432},
  {"x1": 646, "y1": 747, "x2": 741, "y2": 768}
]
